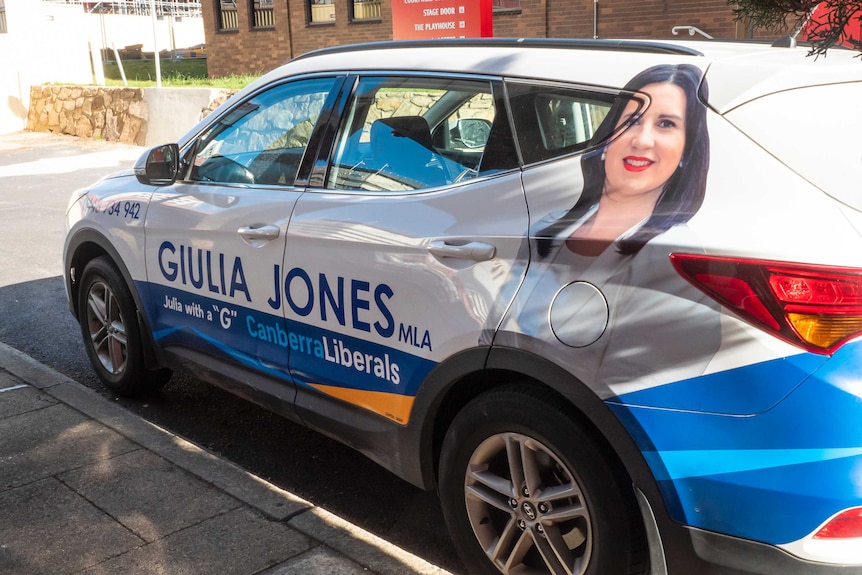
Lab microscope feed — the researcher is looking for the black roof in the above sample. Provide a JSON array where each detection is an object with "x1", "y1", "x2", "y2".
[{"x1": 292, "y1": 37, "x2": 704, "y2": 62}]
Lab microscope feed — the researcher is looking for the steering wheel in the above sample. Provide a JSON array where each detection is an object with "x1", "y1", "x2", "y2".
[{"x1": 196, "y1": 156, "x2": 255, "y2": 184}]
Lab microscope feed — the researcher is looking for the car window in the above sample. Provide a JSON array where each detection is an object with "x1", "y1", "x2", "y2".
[
  {"x1": 326, "y1": 76, "x2": 496, "y2": 192},
  {"x1": 188, "y1": 77, "x2": 337, "y2": 186},
  {"x1": 507, "y1": 81, "x2": 626, "y2": 165},
  {"x1": 725, "y1": 82, "x2": 862, "y2": 213}
]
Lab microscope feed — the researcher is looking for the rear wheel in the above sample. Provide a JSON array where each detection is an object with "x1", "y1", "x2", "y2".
[
  {"x1": 439, "y1": 385, "x2": 644, "y2": 575},
  {"x1": 78, "y1": 256, "x2": 171, "y2": 396}
]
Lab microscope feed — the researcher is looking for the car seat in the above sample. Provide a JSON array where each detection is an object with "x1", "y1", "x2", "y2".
[{"x1": 368, "y1": 116, "x2": 449, "y2": 189}]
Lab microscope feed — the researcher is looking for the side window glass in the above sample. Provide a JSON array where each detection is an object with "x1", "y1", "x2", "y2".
[
  {"x1": 507, "y1": 81, "x2": 635, "y2": 165},
  {"x1": 326, "y1": 77, "x2": 496, "y2": 192},
  {"x1": 189, "y1": 77, "x2": 337, "y2": 186}
]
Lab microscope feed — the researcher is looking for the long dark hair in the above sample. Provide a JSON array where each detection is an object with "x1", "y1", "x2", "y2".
[{"x1": 537, "y1": 64, "x2": 710, "y2": 257}]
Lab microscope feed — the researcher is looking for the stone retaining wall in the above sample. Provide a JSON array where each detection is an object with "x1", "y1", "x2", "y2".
[
  {"x1": 26, "y1": 86, "x2": 238, "y2": 147},
  {"x1": 25, "y1": 86, "x2": 493, "y2": 147},
  {"x1": 27, "y1": 86, "x2": 149, "y2": 145}
]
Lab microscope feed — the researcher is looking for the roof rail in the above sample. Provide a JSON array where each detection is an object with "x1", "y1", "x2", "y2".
[{"x1": 292, "y1": 38, "x2": 704, "y2": 62}]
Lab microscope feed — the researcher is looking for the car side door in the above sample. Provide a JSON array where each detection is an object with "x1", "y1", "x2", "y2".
[
  {"x1": 279, "y1": 75, "x2": 528, "y2": 426},
  {"x1": 142, "y1": 76, "x2": 344, "y2": 403}
]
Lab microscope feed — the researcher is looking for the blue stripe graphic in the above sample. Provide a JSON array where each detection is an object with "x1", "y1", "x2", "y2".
[
  {"x1": 609, "y1": 339, "x2": 862, "y2": 544},
  {"x1": 645, "y1": 447, "x2": 862, "y2": 481},
  {"x1": 140, "y1": 281, "x2": 436, "y2": 398}
]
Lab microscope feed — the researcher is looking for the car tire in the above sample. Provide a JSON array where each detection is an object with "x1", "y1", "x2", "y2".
[
  {"x1": 439, "y1": 384, "x2": 645, "y2": 575},
  {"x1": 78, "y1": 256, "x2": 171, "y2": 396}
]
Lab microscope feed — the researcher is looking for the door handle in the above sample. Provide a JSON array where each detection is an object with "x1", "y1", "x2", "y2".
[
  {"x1": 237, "y1": 224, "x2": 280, "y2": 242},
  {"x1": 428, "y1": 240, "x2": 496, "y2": 262}
]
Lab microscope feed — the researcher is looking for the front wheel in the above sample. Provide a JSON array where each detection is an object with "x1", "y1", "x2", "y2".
[
  {"x1": 78, "y1": 256, "x2": 171, "y2": 396},
  {"x1": 439, "y1": 385, "x2": 645, "y2": 575}
]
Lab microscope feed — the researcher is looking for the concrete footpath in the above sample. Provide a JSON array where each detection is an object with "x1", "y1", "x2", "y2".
[{"x1": 0, "y1": 341, "x2": 453, "y2": 575}]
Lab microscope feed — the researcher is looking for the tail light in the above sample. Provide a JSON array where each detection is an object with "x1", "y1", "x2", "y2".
[
  {"x1": 814, "y1": 507, "x2": 862, "y2": 539},
  {"x1": 670, "y1": 254, "x2": 862, "y2": 355}
]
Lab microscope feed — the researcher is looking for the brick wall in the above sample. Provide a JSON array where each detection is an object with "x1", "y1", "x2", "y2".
[
  {"x1": 204, "y1": 0, "x2": 789, "y2": 78},
  {"x1": 590, "y1": 0, "x2": 738, "y2": 39},
  {"x1": 205, "y1": 0, "x2": 294, "y2": 77},
  {"x1": 207, "y1": 0, "x2": 399, "y2": 78},
  {"x1": 487, "y1": 0, "x2": 538, "y2": 38}
]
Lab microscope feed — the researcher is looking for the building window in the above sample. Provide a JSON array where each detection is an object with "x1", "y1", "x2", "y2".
[
  {"x1": 218, "y1": 0, "x2": 239, "y2": 31},
  {"x1": 493, "y1": 0, "x2": 520, "y2": 11},
  {"x1": 0, "y1": 0, "x2": 7, "y2": 34},
  {"x1": 252, "y1": 0, "x2": 274, "y2": 28},
  {"x1": 352, "y1": 0, "x2": 381, "y2": 21},
  {"x1": 310, "y1": 0, "x2": 335, "y2": 23}
]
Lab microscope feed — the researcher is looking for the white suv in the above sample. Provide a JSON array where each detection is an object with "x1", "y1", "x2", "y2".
[{"x1": 64, "y1": 38, "x2": 862, "y2": 575}]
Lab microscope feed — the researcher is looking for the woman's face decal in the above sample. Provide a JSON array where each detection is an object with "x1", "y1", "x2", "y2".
[{"x1": 603, "y1": 82, "x2": 687, "y2": 204}]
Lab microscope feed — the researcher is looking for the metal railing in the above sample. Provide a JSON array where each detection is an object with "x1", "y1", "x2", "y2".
[{"x1": 42, "y1": 0, "x2": 202, "y2": 17}]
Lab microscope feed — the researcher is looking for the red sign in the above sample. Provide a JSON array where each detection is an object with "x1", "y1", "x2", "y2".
[
  {"x1": 799, "y1": 3, "x2": 862, "y2": 49},
  {"x1": 392, "y1": 0, "x2": 493, "y2": 40}
]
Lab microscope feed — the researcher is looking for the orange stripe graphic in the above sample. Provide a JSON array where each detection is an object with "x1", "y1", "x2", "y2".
[{"x1": 309, "y1": 384, "x2": 415, "y2": 425}]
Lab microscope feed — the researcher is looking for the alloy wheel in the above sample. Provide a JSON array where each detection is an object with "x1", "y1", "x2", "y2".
[
  {"x1": 465, "y1": 432, "x2": 592, "y2": 575},
  {"x1": 84, "y1": 279, "x2": 128, "y2": 376}
]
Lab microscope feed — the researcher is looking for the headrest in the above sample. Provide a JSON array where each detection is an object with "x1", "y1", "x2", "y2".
[{"x1": 372, "y1": 116, "x2": 434, "y2": 150}]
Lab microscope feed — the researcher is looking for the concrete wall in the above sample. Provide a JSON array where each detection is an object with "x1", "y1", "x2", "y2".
[
  {"x1": 0, "y1": 2, "x2": 92, "y2": 134},
  {"x1": 142, "y1": 87, "x2": 233, "y2": 145},
  {"x1": 26, "y1": 86, "x2": 235, "y2": 147},
  {"x1": 0, "y1": 2, "x2": 206, "y2": 136}
]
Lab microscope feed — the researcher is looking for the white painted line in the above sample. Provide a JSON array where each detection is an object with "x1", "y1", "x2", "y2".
[
  {"x1": 0, "y1": 149, "x2": 143, "y2": 178},
  {"x1": 0, "y1": 384, "x2": 29, "y2": 393}
]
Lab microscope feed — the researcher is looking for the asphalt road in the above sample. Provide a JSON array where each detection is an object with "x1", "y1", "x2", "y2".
[{"x1": 0, "y1": 131, "x2": 463, "y2": 574}]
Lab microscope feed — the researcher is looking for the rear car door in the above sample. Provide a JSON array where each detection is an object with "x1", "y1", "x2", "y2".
[
  {"x1": 142, "y1": 76, "x2": 343, "y2": 399},
  {"x1": 496, "y1": 76, "x2": 721, "y2": 399},
  {"x1": 280, "y1": 75, "x2": 527, "y2": 425}
]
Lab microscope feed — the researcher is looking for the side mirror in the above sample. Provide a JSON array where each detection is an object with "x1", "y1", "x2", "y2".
[
  {"x1": 134, "y1": 143, "x2": 180, "y2": 185},
  {"x1": 455, "y1": 118, "x2": 492, "y2": 148}
]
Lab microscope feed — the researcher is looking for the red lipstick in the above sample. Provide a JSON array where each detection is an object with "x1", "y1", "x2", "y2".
[{"x1": 623, "y1": 156, "x2": 653, "y2": 172}]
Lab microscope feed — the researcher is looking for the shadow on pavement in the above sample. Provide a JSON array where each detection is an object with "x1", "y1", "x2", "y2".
[{"x1": 0, "y1": 277, "x2": 463, "y2": 574}]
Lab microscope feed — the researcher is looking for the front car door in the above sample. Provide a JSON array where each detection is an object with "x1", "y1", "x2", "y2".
[{"x1": 142, "y1": 76, "x2": 343, "y2": 405}]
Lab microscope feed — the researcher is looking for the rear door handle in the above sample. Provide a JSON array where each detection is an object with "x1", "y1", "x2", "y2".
[{"x1": 428, "y1": 240, "x2": 496, "y2": 262}]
